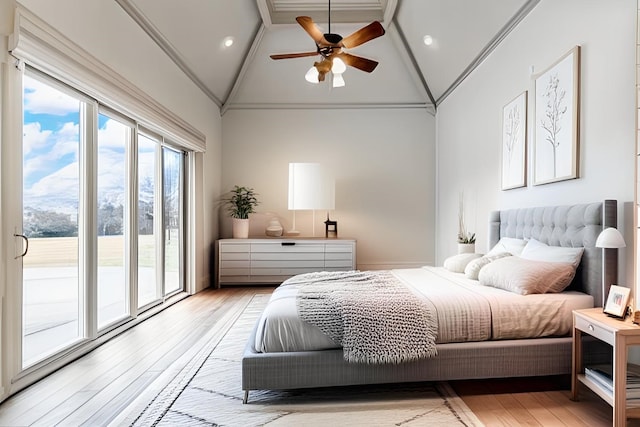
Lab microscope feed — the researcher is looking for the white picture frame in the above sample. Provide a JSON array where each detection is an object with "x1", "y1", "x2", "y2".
[
  {"x1": 604, "y1": 285, "x2": 631, "y2": 318},
  {"x1": 501, "y1": 91, "x2": 527, "y2": 190},
  {"x1": 533, "y1": 46, "x2": 581, "y2": 186}
]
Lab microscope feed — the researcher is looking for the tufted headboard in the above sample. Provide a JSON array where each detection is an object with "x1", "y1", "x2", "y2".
[{"x1": 488, "y1": 200, "x2": 617, "y2": 307}]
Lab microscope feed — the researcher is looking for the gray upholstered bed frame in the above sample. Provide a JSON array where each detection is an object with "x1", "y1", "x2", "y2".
[{"x1": 242, "y1": 200, "x2": 618, "y2": 403}]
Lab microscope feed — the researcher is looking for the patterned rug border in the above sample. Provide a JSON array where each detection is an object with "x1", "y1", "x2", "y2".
[
  {"x1": 111, "y1": 293, "x2": 485, "y2": 427},
  {"x1": 108, "y1": 294, "x2": 263, "y2": 426}
]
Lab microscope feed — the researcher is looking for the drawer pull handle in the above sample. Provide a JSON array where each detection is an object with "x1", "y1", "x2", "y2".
[
  {"x1": 282, "y1": 242, "x2": 296, "y2": 246},
  {"x1": 588, "y1": 324, "x2": 594, "y2": 331}
]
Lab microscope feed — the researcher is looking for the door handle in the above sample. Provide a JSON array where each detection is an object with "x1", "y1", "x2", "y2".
[{"x1": 14, "y1": 233, "x2": 29, "y2": 259}]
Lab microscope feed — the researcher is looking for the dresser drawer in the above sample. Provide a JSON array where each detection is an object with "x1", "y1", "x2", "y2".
[
  {"x1": 220, "y1": 252, "x2": 249, "y2": 261},
  {"x1": 325, "y1": 252, "x2": 352, "y2": 261},
  {"x1": 326, "y1": 243, "x2": 354, "y2": 253},
  {"x1": 251, "y1": 260, "x2": 324, "y2": 269},
  {"x1": 251, "y1": 252, "x2": 324, "y2": 261},
  {"x1": 219, "y1": 243, "x2": 250, "y2": 253},
  {"x1": 575, "y1": 315, "x2": 615, "y2": 346},
  {"x1": 251, "y1": 242, "x2": 324, "y2": 253},
  {"x1": 251, "y1": 267, "x2": 325, "y2": 276},
  {"x1": 219, "y1": 259, "x2": 250, "y2": 269}
]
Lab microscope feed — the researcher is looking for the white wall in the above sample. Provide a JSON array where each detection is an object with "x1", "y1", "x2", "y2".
[
  {"x1": 221, "y1": 108, "x2": 436, "y2": 269},
  {"x1": 436, "y1": 0, "x2": 635, "y2": 286},
  {"x1": 12, "y1": 0, "x2": 224, "y2": 290}
]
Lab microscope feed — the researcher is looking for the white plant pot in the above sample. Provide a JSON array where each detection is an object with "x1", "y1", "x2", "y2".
[
  {"x1": 232, "y1": 218, "x2": 250, "y2": 239},
  {"x1": 458, "y1": 243, "x2": 475, "y2": 254}
]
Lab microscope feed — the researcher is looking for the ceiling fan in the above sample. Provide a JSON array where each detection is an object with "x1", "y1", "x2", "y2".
[{"x1": 270, "y1": 0, "x2": 385, "y2": 87}]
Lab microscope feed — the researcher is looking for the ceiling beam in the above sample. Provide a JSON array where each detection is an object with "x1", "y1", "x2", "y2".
[
  {"x1": 389, "y1": 19, "x2": 437, "y2": 110},
  {"x1": 436, "y1": 0, "x2": 541, "y2": 106},
  {"x1": 221, "y1": 23, "x2": 266, "y2": 116},
  {"x1": 257, "y1": 0, "x2": 397, "y2": 26}
]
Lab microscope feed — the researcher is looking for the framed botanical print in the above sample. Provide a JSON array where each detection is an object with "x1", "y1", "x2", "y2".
[
  {"x1": 501, "y1": 91, "x2": 527, "y2": 190},
  {"x1": 533, "y1": 46, "x2": 581, "y2": 186}
]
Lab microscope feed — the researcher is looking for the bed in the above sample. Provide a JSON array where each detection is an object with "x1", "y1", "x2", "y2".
[{"x1": 242, "y1": 200, "x2": 618, "y2": 403}]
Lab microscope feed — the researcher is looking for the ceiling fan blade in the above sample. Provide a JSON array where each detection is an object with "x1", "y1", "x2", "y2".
[
  {"x1": 336, "y1": 53, "x2": 379, "y2": 73},
  {"x1": 296, "y1": 16, "x2": 325, "y2": 45},
  {"x1": 340, "y1": 21, "x2": 385, "y2": 49},
  {"x1": 270, "y1": 52, "x2": 319, "y2": 60}
]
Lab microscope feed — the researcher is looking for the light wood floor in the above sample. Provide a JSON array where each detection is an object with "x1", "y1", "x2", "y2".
[{"x1": 0, "y1": 286, "x2": 627, "y2": 426}]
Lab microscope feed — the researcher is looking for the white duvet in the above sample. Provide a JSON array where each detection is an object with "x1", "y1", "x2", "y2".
[{"x1": 254, "y1": 266, "x2": 593, "y2": 353}]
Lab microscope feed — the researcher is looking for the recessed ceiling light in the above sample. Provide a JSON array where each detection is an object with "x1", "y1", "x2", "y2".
[
  {"x1": 423, "y1": 35, "x2": 433, "y2": 46},
  {"x1": 222, "y1": 36, "x2": 234, "y2": 48}
]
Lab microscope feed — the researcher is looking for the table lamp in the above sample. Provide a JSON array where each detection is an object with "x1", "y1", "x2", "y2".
[
  {"x1": 595, "y1": 226, "x2": 626, "y2": 305},
  {"x1": 288, "y1": 163, "x2": 335, "y2": 236}
]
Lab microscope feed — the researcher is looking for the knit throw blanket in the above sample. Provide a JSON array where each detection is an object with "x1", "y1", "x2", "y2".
[{"x1": 281, "y1": 270, "x2": 438, "y2": 364}]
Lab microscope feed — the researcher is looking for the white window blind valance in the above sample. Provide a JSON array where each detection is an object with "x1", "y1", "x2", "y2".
[{"x1": 8, "y1": 5, "x2": 206, "y2": 152}]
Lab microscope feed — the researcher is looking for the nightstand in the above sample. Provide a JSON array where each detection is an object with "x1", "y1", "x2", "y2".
[{"x1": 572, "y1": 308, "x2": 640, "y2": 426}]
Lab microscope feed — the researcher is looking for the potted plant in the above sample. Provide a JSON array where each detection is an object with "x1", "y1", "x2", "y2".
[
  {"x1": 457, "y1": 192, "x2": 476, "y2": 254},
  {"x1": 223, "y1": 185, "x2": 259, "y2": 238}
]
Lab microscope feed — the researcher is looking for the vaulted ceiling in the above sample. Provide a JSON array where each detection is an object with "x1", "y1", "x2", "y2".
[{"x1": 114, "y1": 0, "x2": 538, "y2": 115}]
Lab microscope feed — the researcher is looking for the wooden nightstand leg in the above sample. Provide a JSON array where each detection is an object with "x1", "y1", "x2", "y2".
[
  {"x1": 613, "y1": 335, "x2": 627, "y2": 427},
  {"x1": 571, "y1": 327, "x2": 582, "y2": 401}
]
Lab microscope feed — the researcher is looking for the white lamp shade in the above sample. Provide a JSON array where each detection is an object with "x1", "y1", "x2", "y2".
[
  {"x1": 305, "y1": 66, "x2": 319, "y2": 83},
  {"x1": 331, "y1": 57, "x2": 347, "y2": 74},
  {"x1": 595, "y1": 227, "x2": 626, "y2": 248},
  {"x1": 332, "y1": 73, "x2": 345, "y2": 88},
  {"x1": 288, "y1": 163, "x2": 335, "y2": 210}
]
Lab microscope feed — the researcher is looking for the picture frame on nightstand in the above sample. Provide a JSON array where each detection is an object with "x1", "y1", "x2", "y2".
[{"x1": 604, "y1": 285, "x2": 631, "y2": 318}]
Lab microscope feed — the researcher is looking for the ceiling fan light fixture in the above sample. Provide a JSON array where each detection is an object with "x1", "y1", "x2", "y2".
[
  {"x1": 305, "y1": 65, "x2": 320, "y2": 83},
  {"x1": 331, "y1": 57, "x2": 347, "y2": 74},
  {"x1": 332, "y1": 73, "x2": 345, "y2": 88}
]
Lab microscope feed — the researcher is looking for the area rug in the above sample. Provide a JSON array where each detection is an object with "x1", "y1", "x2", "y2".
[{"x1": 112, "y1": 293, "x2": 484, "y2": 427}]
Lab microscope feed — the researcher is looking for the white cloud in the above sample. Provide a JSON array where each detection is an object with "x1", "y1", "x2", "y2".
[
  {"x1": 24, "y1": 76, "x2": 79, "y2": 116},
  {"x1": 99, "y1": 117, "x2": 131, "y2": 149},
  {"x1": 23, "y1": 122, "x2": 79, "y2": 182},
  {"x1": 23, "y1": 122, "x2": 51, "y2": 153}
]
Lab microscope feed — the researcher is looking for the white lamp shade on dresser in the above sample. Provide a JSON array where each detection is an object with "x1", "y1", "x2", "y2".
[{"x1": 288, "y1": 163, "x2": 335, "y2": 211}]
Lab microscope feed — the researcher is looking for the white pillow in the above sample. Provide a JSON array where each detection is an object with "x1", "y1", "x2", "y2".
[
  {"x1": 443, "y1": 253, "x2": 483, "y2": 273},
  {"x1": 520, "y1": 238, "x2": 584, "y2": 268},
  {"x1": 478, "y1": 256, "x2": 576, "y2": 294},
  {"x1": 486, "y1": 237, "x2": 527, "y2": 257},
  {"x1": 464, "y1": 252, "x2": 512, "y2": 280}
]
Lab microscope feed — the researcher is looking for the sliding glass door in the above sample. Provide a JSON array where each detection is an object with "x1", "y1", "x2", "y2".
[
  {"x1": 96, "y1": 112, "x2": 131, "y2": 329},
  {"x1": 163, "y1": 146, "x2": 183, "y2": 296},
  {"x1": 137, "y1": 136, "x2": 185, "y2": 308},
  {"x1": 18, "y1": 69, "x2": 187, "y2": 369},
  {"x1": 22, "y1": 73, "x2": 83, "y2": 366}
]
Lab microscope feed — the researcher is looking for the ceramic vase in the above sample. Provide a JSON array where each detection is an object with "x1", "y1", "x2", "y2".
[
  {"x1": 265, "y1": 218, "x2": 283, "y2": 237},
  {"x1": 457, "y1": 243, "x2": 475, "y2": 254}
]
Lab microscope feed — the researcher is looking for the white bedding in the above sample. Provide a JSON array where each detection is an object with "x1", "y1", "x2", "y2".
[{"x1": 254, "y1": 266, "x2": 594, "y2": 353}]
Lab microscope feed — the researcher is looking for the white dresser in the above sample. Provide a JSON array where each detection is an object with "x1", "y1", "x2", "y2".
[{"x1": 216, "y1": 238, "x2": 356, "y2": 286}]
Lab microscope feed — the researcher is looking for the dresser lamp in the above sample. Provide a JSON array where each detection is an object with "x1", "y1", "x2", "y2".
[
  {"x1": 595, "y1": 226, "x2": 626, "y2": 305},
  {"x1": 287, "y1": 163, "x2": 335, "y2": 237}
]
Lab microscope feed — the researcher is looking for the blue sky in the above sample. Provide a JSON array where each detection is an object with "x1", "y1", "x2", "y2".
[{"x1": 22, "y1": 74, "x2": 156, "y2": 213}]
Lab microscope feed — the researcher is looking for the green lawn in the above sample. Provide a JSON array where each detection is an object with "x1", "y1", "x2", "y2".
[{"x1": 24, "y1": 233, "x2": 179, "y2": 270}]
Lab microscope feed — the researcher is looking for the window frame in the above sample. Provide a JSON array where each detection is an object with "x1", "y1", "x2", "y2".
[{"x1": 4, "y1": 60, "x2": 195, "y2": 398}]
